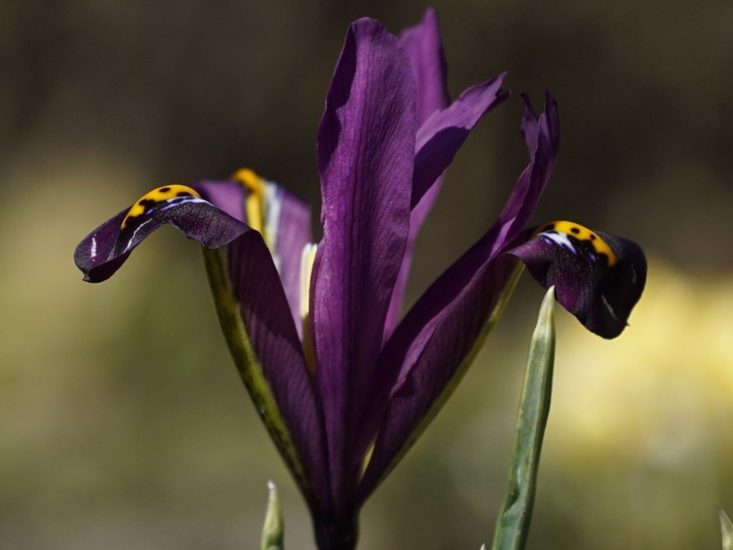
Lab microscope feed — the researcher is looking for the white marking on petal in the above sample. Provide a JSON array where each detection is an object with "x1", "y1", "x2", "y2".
[
  {"x1": 601, "y1": 294, "x2": 620, "y2": 321},
  {"x1": 299, "y1": 243, "x2": 318, "y2": 372},
  {"x1": 126, "y1": 219, "x2": 152, "y2": 252},
  {"x1": 159, "y1": 196, "x2": 208, "y2": 213},
  {"x1": 263, "y1": 182, "x2": 283, "y2": 273},
  {"x1": 299, "y1": 243, "x2": 318, "y2": 322},
  {"x1": 542, "y1": 231, "x2": 577, "y2": 254},
  {"x1": 90, "y1": 236, "x2": 97, "y2": 259}
]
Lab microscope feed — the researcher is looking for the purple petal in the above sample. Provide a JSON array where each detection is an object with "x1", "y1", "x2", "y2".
[
  {"x1": 75, "y1": 182, "x2": 330, "y2": 512},
  {"x1": 399, "y1": 8, "x2": 450, "y2": 125},
  {"x1": 509, "y1": 223, "x2": 646, "y2": 338},
  {"x1": 312, "y1": 17, "x2": 416, "y2": 507},
  {"x1": 74, "y1": 184, "x2": 248, "y2": 283},
  {"x1": 382, "y1": 10, "x2": 450, "y2": 340},
  {"x1": 501, "y1": 90, "x2": 560, "y2": 236},
  {"x1": 197, "y1": 179, "x2": 313, "y2": 333},
  {"x1": 196, "y1": 180, "x2": 246, "y2": 222},
  {"x1": 268, "y1": 184, "x2": 312, "y2": 336},
  {"x1": 410, "y1": 74, "x2": 510, "y2": 210},
  {"x1": 218, "y1": 231, "x2": 331, "y2": 514},
  {"x1": 358, "y1": 92, "x2": 560, "y2": 499},
  {"x1": 385, "y1": 74, "x2": 510, "y2": 336}
]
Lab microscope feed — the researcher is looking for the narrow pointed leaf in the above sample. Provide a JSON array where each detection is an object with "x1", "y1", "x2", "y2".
[
  {"x1": 492, "y1": 287, "x2": 556, "y2": 550},
  {"x1": 722, "y1": 510, "x2": 733, "y2": 550},
  {"x1": 261, "y1": 481, "x2": 284, "y2": 550}
]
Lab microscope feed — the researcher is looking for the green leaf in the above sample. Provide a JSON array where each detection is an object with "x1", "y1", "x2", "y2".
[
  {"x1": 721, "y1": 510, "x2": 733, "y2": 550},
  {"x1": 261, "y1": 481, "x2": 284, "y2": 550},
  {"x1": 492, "y1": 287, "x2": 556, "y2": 550}
]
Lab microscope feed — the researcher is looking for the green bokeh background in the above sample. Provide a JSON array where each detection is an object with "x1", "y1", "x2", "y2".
[{"x1": 1, "y1": 1, "x2": 731, "y2": 548}]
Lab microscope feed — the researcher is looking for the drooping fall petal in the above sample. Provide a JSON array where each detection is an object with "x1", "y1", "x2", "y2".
[
  {"x1": 508, "y1": 222, "x2": 646, "y2": 338},
  {"x1": 311, "y1": 17, "x2": 417, "y2": 509},
  {"x1": 206, "y1": 231, "x2": 330, "y2": 513},
  {"x1": 74, "y1": 184, "x2": 248, "y2": 283},
  {"x1": 75, "y1": 181, "x2": 330, "y2": 514}
]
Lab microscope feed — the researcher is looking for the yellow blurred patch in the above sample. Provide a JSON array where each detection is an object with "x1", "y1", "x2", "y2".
[{"x1": 548, "y1": 259, "x2": 733, "y2": 463}]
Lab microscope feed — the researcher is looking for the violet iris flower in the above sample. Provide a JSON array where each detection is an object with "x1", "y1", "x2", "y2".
[{"x1": 74, "y1": 11, "x2": 645, "y2": 550}]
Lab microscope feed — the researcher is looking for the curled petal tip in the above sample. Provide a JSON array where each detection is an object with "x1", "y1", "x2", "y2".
[
  {"x1": 510, "y1": 221, "x2": 646, "y2": 339},
  {"x1": 544, "y1": 87, "x2": 557, "y2": 105},
  {"x1": 74, "y1": 185, "x2": 248, "y2": 283},
  {"x1": 519, "y1": 91, "x2": 537, "y2": 115}
]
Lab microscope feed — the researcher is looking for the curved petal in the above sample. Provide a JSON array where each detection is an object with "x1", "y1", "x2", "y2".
[
  {"x1": 267, "y1": 183, "x2": 312, "y2": 335},
  {"x1": 357, "y1": 92, "x2": 560, "y2": 499},
  {"x1": 75, "y1": 182, "x2": 330, "y2": 514},
  {"x1": 74, "y1": 184, "x2": 248, "y2": 283},
  {"x1": 197, "y1": 179, "x2": 312, "y2": 333},
  {"x1": 385, "y1": 74, "x2": 510, "y2": 336},
  {"x1": 312, "y1": 17, "x2": 416, "y2": 508},
  {"x1": 410, "y1": 74, "x2": 510, "y2": 210},
  {"x1": 382, "y1": 9, "x2": 450, "y2": 340},
  {"x1": 203, "y1": 234, "x2": 330, "y2": 515},
  {"x1": 400, "y1": 8, "x2": 449, "y2": 125},
  {"x1": 508, "y1": 223, "x2": 647, "y2": 338}
]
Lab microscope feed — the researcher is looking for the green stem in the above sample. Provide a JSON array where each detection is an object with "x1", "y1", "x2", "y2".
[{"x1": 492, "y1": 287, "x2": 556, "y2": 550}]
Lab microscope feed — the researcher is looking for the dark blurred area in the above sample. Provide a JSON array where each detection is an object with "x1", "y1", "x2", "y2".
[{"x1": 0, "y1": 1, "x2": 731, "y2": 548}]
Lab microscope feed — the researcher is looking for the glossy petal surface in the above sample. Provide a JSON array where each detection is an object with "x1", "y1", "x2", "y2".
[
  {"x1": 198, "y1": 180, "x2": 312, "y2": 330},
  {"x1": 75, "y1": 185, "x2": 248, "y2": 283},
  {"x1": 359, "y1": 93, "x2": 560, "y2": 498},
  {"x1": 312, "y1": 17, "x2": 416, "y2": 507},
  {"x1": 509, "y1": 225, "x2": 646, "y2": 338},
  {"x1": 385, "y1": 10, "x2": 509, "y2": 337}
]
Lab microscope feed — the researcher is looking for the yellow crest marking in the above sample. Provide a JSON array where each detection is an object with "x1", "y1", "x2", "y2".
[
  {"x1": 299, "y1": 243, "x2": 318, "y2": 374},
  {"x1": 536, "y1": 220, "x2": 618, "y2": 266},
  {"x1": 232, "y1": 167, "x2": 265, "y2": 235},
  {"x1": 121, "y1": 184, "x2": 201, "y2": 229}
]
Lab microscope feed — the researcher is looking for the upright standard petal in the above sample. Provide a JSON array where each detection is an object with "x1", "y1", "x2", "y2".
[
  {"x1": 384, "y1": 9, "x2": 450, "y2": 339},
  {"x1": 268, "y1": 183, "x2": 312, "y2": 334},
  {"x1": 312, "y1": 18, "x2": 416, "y2": 509},
  {"x1": 359, "y1": 93, "x2": 560, "y2": 499},
  {"x1": 74, "y1": 184, "x2": 248, "y2": 283},
  {"x1": 384, "y1": 10, "x2": 509, "y2": 337},
  {"x1": 410, "y1": 75, "x2": 510, "y2": 210},
  {"x1": 399, "y1": 8, "x2": 449, "y2": 124},
  {"x1": 508, "y1": 222, "x2": 646, "y2": 338}
]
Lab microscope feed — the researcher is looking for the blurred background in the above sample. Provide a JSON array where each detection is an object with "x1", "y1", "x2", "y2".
[{"x1": 1, "y1": 0, "x2": 731, "y2": 548}]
